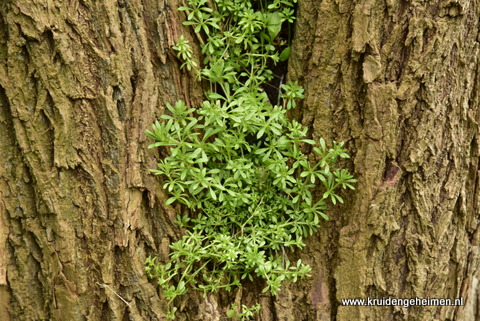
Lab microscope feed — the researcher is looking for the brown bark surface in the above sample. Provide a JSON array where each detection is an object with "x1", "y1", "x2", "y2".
[
  {"x1": 0, "y1": 0, "x2": 204, "y2": 319},
  {"x1": 287, "y1": 0, "x2": 480, "y2": 320},
  {"x1": 0, "y1": 0, "x2": 479, "y2": 320}
]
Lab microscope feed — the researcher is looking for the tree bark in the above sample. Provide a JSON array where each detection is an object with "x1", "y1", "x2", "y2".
[
  {"x1": 0, "y1": 0, "x2": 204, "y2": 319},
  {"x1": 286, "y1": 0, "x2": 480, "y2": 320},
  {"x1": 0, "y1": 0, "x2": 478, "y2": 321}
]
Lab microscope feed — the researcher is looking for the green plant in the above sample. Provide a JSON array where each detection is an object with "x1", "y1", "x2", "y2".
[
  {"x1": 227, "y1": 303, "x2": 261, "y2": 320},
  {"x1": 146, "y1": 0, "x2": 356, "y2": 318}
]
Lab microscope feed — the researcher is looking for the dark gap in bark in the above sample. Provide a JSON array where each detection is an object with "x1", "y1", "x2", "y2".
[
  {"x1": 26, "y1": 231, "x2": 44, "y2": 264},
  {"x1": 421, "y1": 24, "x2": 437, "y2": 55},
  {"x1": 264, "y1": 59, "x2": 288, "y2": 106},
  {"x1": 355, "y1": 72, "x2": 367, "y2": 128},
  {"x1": 262, "y1": 2, "x2": 300, "y2": 107},
  {"x1": 130, "y1": 74, "x2": 137, "y2": 95},
  {"x1": 42, "y1": 29, "x2": 55, "y2": 55},
  {"x1": 327, "y1": 224, "x2": 342, "y2": 321},
  {"x1": 394, "y1": 0, "x2": 410, "y2": 21},
  {"x1": 467, "y1": 137, "x2": 479, "y2": 234},
  {"x1": 118, "y1": 6, "x2": 126, "y2": 44},
  {"x1": 270, "y1": 292, "x2": 278, "y2": 321},
  {"x1": 113, "y1": 85, "x2": 127, "y2": 121},
  {"x1": 329, "y1": 275, "x2": 338, "y2": 321},
  {"x1": 141, "y1": 189, "x2": 152, "y2": 215},
  {"x1": 101, "y1": 300, "x2": 110, "y2": 320},
  {"x1": 395, "y1": 229, "x2": 408, "y2": 288},
  {"x1": 380, "y1": 3, "x2": 392, "y2": 49},
  {"x1": 122, "y1": 305, "x2": 130, "y2": 321},
  {"x1": 0, "y1": 4, "x2": 7, "y2": 42}
]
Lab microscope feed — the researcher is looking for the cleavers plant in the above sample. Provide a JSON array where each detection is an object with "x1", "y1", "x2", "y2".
[{"x1": 146, "y1": 0, "x2": 356, "y2": 319}]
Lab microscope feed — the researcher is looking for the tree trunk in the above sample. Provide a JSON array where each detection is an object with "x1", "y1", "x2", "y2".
[
  {"x1": 0, "y1": 0, "x2": 478, "y2": 321},
  {"x1": 287, "y1": 0, "x2": 480, "y2": 320}
]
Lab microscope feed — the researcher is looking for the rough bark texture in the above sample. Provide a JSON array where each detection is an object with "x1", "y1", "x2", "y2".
[
  {"x1": 0, "y1": 0, "x2": 479, "y2": 321},
  {"x1": 0, "y1": 0, "x2": 204, "y2": 319},
  {"x1": 287, "y1": 0, "x2": 480, "y2": 320}
]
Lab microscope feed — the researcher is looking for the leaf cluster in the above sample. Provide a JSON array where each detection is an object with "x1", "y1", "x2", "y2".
[{"x1": 146, "y1": 0, "x2": 355, "y2": 318}]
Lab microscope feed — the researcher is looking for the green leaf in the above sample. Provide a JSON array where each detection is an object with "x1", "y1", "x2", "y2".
[
  {"x1": 301, "y1": 139, "x2": 315, "y2": 145},
  {"x1": 207, "y1": 92, "x2": 226, "y2": 100},
  {"x1": 335, "y1": 194, "x2": 344, "y2": 204},
  {"x1": 267, "y1": 12, "x2": 283, "y2": 40},
  {"x1": 319, "y1": 137, "x2": 326, "y2": 151},
  {"x1": 279, "y1": 46, "x2": 291, "y2": 61},
  {"x1": 209, "y1": 188, "x2": 217, "y2": 200}
]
